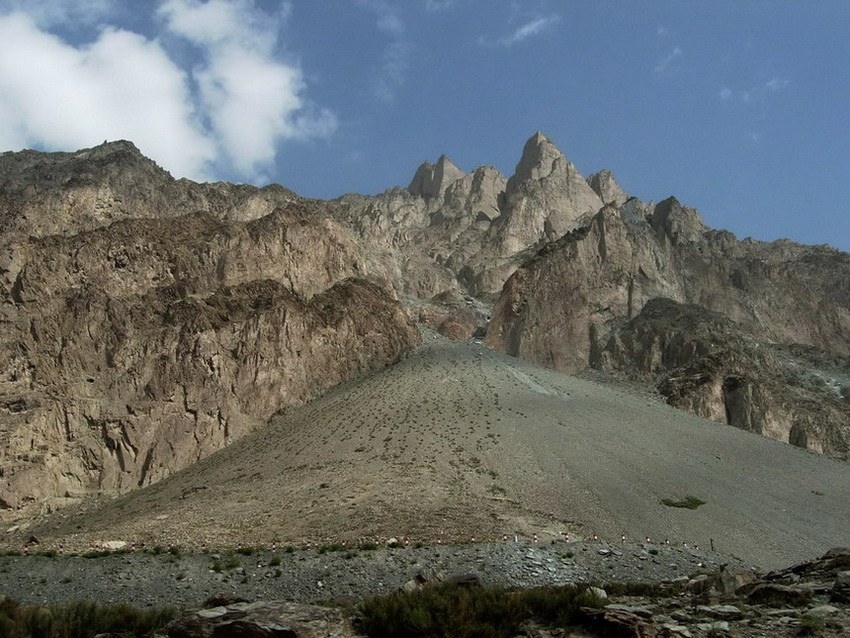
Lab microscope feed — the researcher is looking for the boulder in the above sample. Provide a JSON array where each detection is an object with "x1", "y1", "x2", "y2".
[
  {"x1": 166, "y1": 601, "x2": 356, "y2": 638},
  {"x1": 746, "y1": 584, "x2": 813, "y2": 607},
  {"x1": 830, "y1": 570, "x2": 850, "y2": 604},
  {"x1": 577, "y1": 606, "x2": 661, "y2": 637}
]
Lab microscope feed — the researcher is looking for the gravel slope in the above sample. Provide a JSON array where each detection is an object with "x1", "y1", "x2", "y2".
[
  {"x1": 0, "y1": 540, "x2": 741, "y2": 608},
  {"x1": 15, "y1": 334, "x2": 850, "y2": 570}
]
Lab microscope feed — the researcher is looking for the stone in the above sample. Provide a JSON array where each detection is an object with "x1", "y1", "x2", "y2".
[
  {"x1": 807, "y1": 604, "x2": 840, "y2": 618},
  {"x1": 204, "y1": 593, "x2": 249, "y2": 608},
  {"x1": 577, "y1": 606, "x2": 661, "y2": 637},
  {"x1": 696, "y1": 604, "x2": 743, "y2": 621},
  {"x1": 588, "y1": 586, "x2": 608, "y2": 600},
  {"x1": 695, "y1": 621, "x2": 729, "y2": 632},
  {"x1": 830, "y1": 570, "x2": 850, "y2": 603},
  {"x1": 661, "y1": 624, "x2": 692, "y2": 637},
  {"x1": 746, "y1": 583, "x2": 813, "y2": 607},
  {"x1": 605, "y1": 604, "x2": 653, "y2": 618},
  {"x1": 166, "y1": 601, "x2": 357, "y2": 638},
  {"x1": 715, "y1": 565, "x2": 757, "y2": 594}
]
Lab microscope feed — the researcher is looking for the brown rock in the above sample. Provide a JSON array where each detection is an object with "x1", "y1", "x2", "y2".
[
  {"x1": 746, "y1": 583, "x2": 813, "y2": 607},
  {"x1": 0, "y1": 146, "x2": 419, "y2": 512},
  {"x1": 486, "y1": 197, "x2": 850, "y2": 456},
  {"x1": 577, "y1": 606, "x2": 661, "y2": 637}
]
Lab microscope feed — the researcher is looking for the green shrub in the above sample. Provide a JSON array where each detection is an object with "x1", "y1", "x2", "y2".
[
  {"x1": 357, "y1": 583, "x2": 605, "y2": 637},
  {"x1": 357, "y1": 542, "x2": 379, "y2": 551},
  {"x1": 269, "y1": 555, "x2": 281, "y2": 566},
  {"x1": 236, "y1": 546, "x2": 255, "y2": 556},
  {"x1": 661, "y1": 496, "x2": 706, "y2": 509},
  {"x1": 798, "y1": 615, "x2": 824, "y2": 635},
  {"x1": 0, "y1": 596, "x2": 176, "y2": 638},
  {"x1": 224, "y1": 555, "x2": 241, "y2": 570}
]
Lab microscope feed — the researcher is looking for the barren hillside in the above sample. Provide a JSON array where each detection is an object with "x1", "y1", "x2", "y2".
[{"x1": 25, "y1": 333, "x2": 850, "y2": 570}]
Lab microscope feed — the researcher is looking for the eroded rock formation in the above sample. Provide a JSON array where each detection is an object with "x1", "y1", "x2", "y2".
[
  {"x1": 486, "y1": 196, "x2": 850, "y2": 456},
  {"x1": 0, "y1": 143, "x2": 419, "y2": 512}
]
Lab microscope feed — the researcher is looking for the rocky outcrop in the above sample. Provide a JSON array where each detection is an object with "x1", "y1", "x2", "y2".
[
  {"x1": 595, "y1": 298, "x2": 850, "y2": 457},
  {"x1": 0, "y1": 144, "x2": 419, "y2": 513},
  {"x1": 0, "y1": 141, "x2": 300, "y2": 239},
  {"x1": 486, "y1": 197, "x2": 850, "y2": 455},
  {"x1": 493, "y1": 132, "x2": 603, "y2": 255},
  {"x1": 331, "y1": 132, "x2": 607, "y2": 302},
  {"x1": 167, "y1": 601, "x2": 357, "y2": 638},
  {"x1": 587, "y1": 169, "x2": 628, "y2": 207}
]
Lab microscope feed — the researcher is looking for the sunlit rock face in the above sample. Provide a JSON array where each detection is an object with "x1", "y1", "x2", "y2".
[{"x1": 0, "y1": 142, "x2": 419, "y2": 511}]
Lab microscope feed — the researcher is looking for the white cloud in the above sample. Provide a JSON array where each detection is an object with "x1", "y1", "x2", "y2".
[
  {"x1": 765, "y1": 76, "x2": 789, "y2": 91},
  {"x1": 498, "y1": 14, "x2": 560, "y2": 46},
  {"x1": 0, "y1": 0, "x2": 113, "y2": 28},
  {"x1": 0, "y1": 1, "x2": 335, "y2": 183},
  {"x1": 356, "y1": 1, "x2": 412, "y2": 103},
  {"x1": 159, "y1": 0, "x2": 335, "y2": 177},
  {"x1": 720, "y1": 77, "x2": 790, "y2": 105},
  {"x1": 654, "y1": 46, "x2": 682, "y2": 75},
  {"x1": 656, "y1": 25, "x2": 668, "y2": 37},
  {"x1": 376, "y1": 12, "x2": 405, "y2": 37},
  {"x1": 425, "y1": 0, "x2": 455, "y2": 10},
  {"x1": 0, "y1": 11, "x2": 215, "y2": 179}
]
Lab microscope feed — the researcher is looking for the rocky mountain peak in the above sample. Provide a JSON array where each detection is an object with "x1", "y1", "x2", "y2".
[
  {"x1": 508, "y1": 131, "x2": 564, "y2": 187},
  {"x1": 587, "y1": 169, "x2": 628, "y2": 206},
  {"x1": 651, "y1": 196, "x2": 706, "y2": 245},
  {"x1": 407, "y1": 154, "x2": 466, "y2": 199}
]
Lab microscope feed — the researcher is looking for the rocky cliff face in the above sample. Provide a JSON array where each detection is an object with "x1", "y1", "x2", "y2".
[
  {"x1": 486, "y1": 195, "x2": 850, "y2": 456},
  {"x1": 0, "y1": 143, "x2": 419, "y2": 513},
  {"x1": 596, "y1": 298, "x2": 850, "y2": 458}
]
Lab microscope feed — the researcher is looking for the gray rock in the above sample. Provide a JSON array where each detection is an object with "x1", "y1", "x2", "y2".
[
  {"x1": 166, "y1": 601, "x2": 356, "y2": 638},
  {"x1": 830, "y1": 570, "x2": 850, "y2": 603},
  {"x1": 696, "y1": 604, "x2": 743, "y2": 620}
]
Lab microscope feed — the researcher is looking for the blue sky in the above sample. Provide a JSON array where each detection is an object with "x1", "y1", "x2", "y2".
[{"x1": 1, "y1": 1, "x2": 848, "y2": 251}]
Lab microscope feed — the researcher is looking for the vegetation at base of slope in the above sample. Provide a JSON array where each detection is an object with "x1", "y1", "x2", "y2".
[
  {"x1": 356, "y1": 581, "x2": 614, "y2": 637},
  {"x1": 661, "y1": 496, "x2": 706, "y2": 510},
  {"x1": 0, "y1": 597, "x2": 176, "y2": 638}
]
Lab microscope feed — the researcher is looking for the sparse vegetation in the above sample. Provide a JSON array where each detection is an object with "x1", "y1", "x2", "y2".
[
  {"x1": 357, "y1": 582, "x2": 605, "y2": 637},
  {"x1": 661, "y1": 496, "x2": 706, "y2": 509},
  {"x1": 0, "y1": 597, "x2": 176, "y2": 638},
  {"x1": 269, "y1": 555, "x2": 281, "y2": 566},
  {"x1": 798, "y1": 615, "x2": 824, "y2": 636}
]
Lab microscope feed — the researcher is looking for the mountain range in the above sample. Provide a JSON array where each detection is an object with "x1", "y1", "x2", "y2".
[{"x1": 1, "y1": 134, "x2": 848, "y2": 567}]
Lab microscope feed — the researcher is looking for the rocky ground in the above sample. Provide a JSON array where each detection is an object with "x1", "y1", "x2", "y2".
[
  {"x1": 0, "y1": 539, "x2": 736, "y2": 608},
  {"x1": 3, "y1": 542, "x2": 849, "y2": 637}
]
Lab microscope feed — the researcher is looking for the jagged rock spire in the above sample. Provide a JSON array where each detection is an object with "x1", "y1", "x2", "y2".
[{"x1": 408, "y1": 154, "x2": 466, "y2": 199}]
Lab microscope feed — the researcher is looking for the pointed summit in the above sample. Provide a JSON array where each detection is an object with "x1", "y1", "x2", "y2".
[
  {"x1": 509, "y1": 131, "x2": 564, "y2": 186},
  {"x1": 495, "y1": 132, "x2": 604, "y2": 254},
  {"x1": 408, "y1": 154, "x2": 466, "y2": 199}
]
